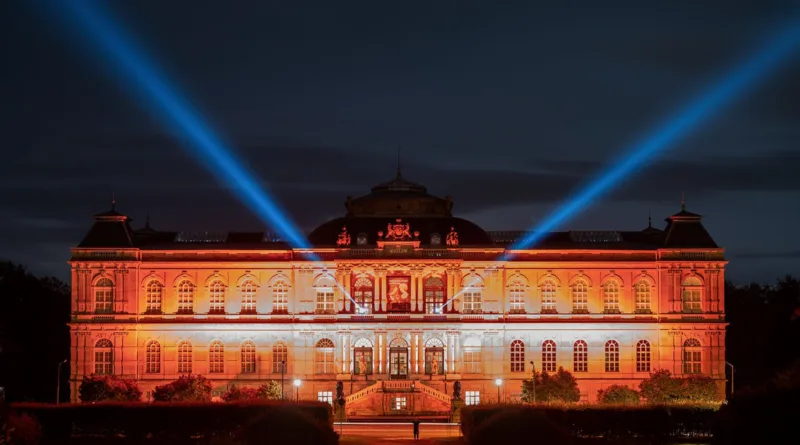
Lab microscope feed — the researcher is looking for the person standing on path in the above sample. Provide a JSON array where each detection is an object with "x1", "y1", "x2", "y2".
[{"x1": 412, "y1": 417, "x2": 421, "y2": 440}]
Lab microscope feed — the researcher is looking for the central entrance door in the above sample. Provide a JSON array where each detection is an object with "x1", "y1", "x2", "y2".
[{"x1": 388, "y1": 337, "x2": 409, "y2": 380}]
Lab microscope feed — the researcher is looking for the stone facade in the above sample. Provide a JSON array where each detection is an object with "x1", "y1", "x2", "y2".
[{"x1": 68, "y1": 177, "x2": 727, "y2": 406}]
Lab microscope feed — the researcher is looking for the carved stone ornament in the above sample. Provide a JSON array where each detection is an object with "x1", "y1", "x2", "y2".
[
  {"x1": 384, "y1": 218, "x2": 413, "y2": 240},
  {"x1": 446, "y1": 227, "x2": 459, "y2": 247},
  {"x1": 337, "y1": 226, "x2": 351, "y2": 246}
]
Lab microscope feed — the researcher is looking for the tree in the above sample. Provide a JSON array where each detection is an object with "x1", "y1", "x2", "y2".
[
  {"x1": 681, "y1": 375, "x2": 718, "y2": 403},
  {"x1": 639, "y1": 369, "x2": 718, "y2": 404},
  {"x1": 521, "y1": 367, "x2": 580, "y2": 403},
  {"x1": 597, "y1": 385, "x2": 640, "y2": 405},
  {"x1": 78, "y1": 375, "x2": 142, "y2": 402},
  {"x1": 153, "y1": 375, "x2": 212, "y2": 402},
  {"x1": 0, "y1": 262, "x2": 70, "y2": 402},
  {"x1": 256, "y1": 381, "x2": 283, "y2": 400}
]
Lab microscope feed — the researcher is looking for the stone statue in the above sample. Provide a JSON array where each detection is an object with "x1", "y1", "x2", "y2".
[
  {"x1": 453, "y1": 381, "x2": 462, "y2": 400},
  {"x1": 336, "y1": 381, "x2": 344, "y2": 401},
  {"x1": 430, "y1": 355, "x2": 440, "y2": 375},
  {"x1": 337, "y1": 226, "x2": 351, "y2": 246},
  {"x1": 358, "y1": 355, "x2": 368, "y2": 375}
]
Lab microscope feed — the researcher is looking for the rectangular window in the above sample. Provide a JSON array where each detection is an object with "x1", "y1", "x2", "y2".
[
  {"x1": 683, "y1": 289, "x2": 702, "y2": 313},
  {"x1": 425, "y1": 290, "x2": 444, "y2": 314},
  {"x1": 463, "y1": 350, "x2": 482, "y2": 374},
  {"x1": 94, "y1": 351, "x2": 112, "y2": 374},
  {"x1": 95, "y1": 290, "x2": 113, "y2": 313},
  {"x1": 465, "y1": 391, "x2": 480, "y2": 406},
  {"x1": 462, "y1": 291, "x2": 482, "y2": 314},
  {"x1": 273, "y1": 289, "x2": 288, "y2": 313},
  {"x1": 393, "y1": 396, "x2": 407, "y2": 411},
  {"x1": 316, "y1": 289, "x2": 335, "y2": 314},
  {"x1": 684, "y1": 351, "x2": 702, "y2": 374},
  {"x1": 509, "y1": 289, "x2": 525, "y2": 313},
  {"x1": 354, "y1": 348, "x2": 373, "y2": 375},
  {"x1": 316, "y1": 349, "x2": 334, "y2": 374},
  {"x1": 317, "y1": 391, "x2": 333, "y2": 405},
  {"x1": 572, "y1": 289, "x2": 588, "y2": 313}
]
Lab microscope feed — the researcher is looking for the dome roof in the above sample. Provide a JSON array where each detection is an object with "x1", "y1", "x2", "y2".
[{"x1": 311, "y1": 172, "x2": 493, "y2": 246}]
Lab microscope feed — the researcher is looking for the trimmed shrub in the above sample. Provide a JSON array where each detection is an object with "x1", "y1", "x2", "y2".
[
  {"x1": 597, "y1": 385, "x2": 641, "y2": 405},
  {"x1": 461, "y1": 404, "x2": 716, "y2": 441},
  {"x1": 470, "y1": 406, "x2": 572, "y2": 445},
  {"x1": 639, "y1": 369, "x2": 719, "y2": 404},
  {"x1": 153, "y1": 375, "x2": 212, "y2": 402},
  {"x1": 11, "y1": 400, "x2": 333, "y2": 444},
  {"x1": 78, "y1": 375, "x2": 142, "y2": 402}
]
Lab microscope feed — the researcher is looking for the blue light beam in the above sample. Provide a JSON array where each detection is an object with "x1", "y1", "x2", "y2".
[
  {"x1": 509, "y1": 20, "x2": 800, "y2": 253},
  {"x1": 52, "y1": 0, "x2": 311, "y2": 249}
]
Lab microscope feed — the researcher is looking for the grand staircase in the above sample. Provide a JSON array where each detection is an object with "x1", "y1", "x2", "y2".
[{"x1": 345, "y1": 380, "x2": 453, "y2": 421}]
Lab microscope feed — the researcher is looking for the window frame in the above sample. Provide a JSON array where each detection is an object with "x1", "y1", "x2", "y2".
[
  {"x1": 145, "y1": 340, "x2": 161, "y2": 374},
  {"x1": 636, "y1": 339, "x2": 651, "y2": 373},
  {"x1": 510, "y1": 340, "x2": 525, "y2": 373},
  {"x1": 241, "y1": 341, "x2": 256, "y2": 373},
  {"x1": 94, "y1": 278, "x2": 114, "y2": 314},
  {"x1": 541, "y1": 340, "x2": 557, "y2": 373},
  {"x1": 604, "y1": 340, "x2": 620, "y2": 372},
  {"x1": 209, "y1": 340, "x2": 224, "y2": 374},
  {"x1": 573, "y1": 340, "x2": 588, "y2": 373}
]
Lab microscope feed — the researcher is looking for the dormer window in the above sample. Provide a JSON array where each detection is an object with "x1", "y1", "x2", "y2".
[
  {"x1": 430, "y1": 233, "x2": 441, "y2": 245},
  {"x1": 356, "y1": 233, "x2": 368, "y2": 245}
]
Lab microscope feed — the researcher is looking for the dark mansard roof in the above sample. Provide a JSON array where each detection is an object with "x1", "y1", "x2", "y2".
[{"x1": 75, "y1": 176, "x2": 719, "y2": 250}]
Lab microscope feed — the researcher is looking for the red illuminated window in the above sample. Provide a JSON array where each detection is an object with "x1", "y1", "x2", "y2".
[
  {"x1": 572, "y1": 280, "x2": 588, "y2": 313},
  {"x1": 315, "y1": 338, "x2": 335, "y2": 374},
  {"x1": 542, "y1": 340, "x2": 557, "y2": 372},
  {"x1": 509, "y1": 281, "x2": 526, "y2": 313},
  {"x1": 603, "y1": 280, "x2": 620, "y2": 313},
  {"x1": 145, "y1": 280, "x2": 162, "y2": 313},
  {"x1": 94, "y1": 338, "x2": 113, "y2": 375},
  {"x1": 208, "y1": 280, "x2": 225, "y2": 314},
  {"x1": 573, "y1": 340, "x2": 588, "y2": 373},
  {"x1": 146, "y1": 340, "x2": 161, "y2": 373},
  {"x1": 635, "y1": 280, "x2": 651, "y2": 313},
  {"x1": 605, "y1": 340, "x2": 619, "y2": 372},
  {"x1": 94, "y1": 278, "x2": 114, "y2": 314},
  {"x1": 177, "y1": 280, "x2": 195, "y2": 314},
  {"x1": 424, "y1": 277, "x2": 445, "y2": 314},
  {"x1": 353, "y1": 276, "x2": 374, "y2": 314},
  {"x1": 682, "y1": 277, "x2": 703, "y2": 313},
  {"x1": 240, "y1": 281, "x2": 257, "y2": 314},
  {"x1": 177, "y1": 341, "x2": 192, "y2": 373},
  {"x1": 209, "y1": 341, "x2": 224, "y2": 373},
  {"x1": 636, "y1": 340, "x2": 651, "y2": 372},
  {"x1": 272, "y1": 281, "x2": 288, "y2": 313},
  {"x1": 241, "y1": 341, "x2": 256, "y2": 373},
  {"x1": 272, "y1": 342, "x2": 287, "y2": 373},
  {"x1": 683, "y1": 338, "x2": 702, "y2": 374}
]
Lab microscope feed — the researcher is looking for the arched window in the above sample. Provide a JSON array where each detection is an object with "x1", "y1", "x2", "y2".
[
  {"x1": 605, "y1": 340, "x2": 620, "y2": 372},
  {"x1": 272, "y1": 342, "x2": 287, "y2": 373},
  {"x1": 240, "y1": 281, "x2": 257, "y2": 314},
  {"x1": 208, "y1": 280, "x2": 225, "y2": 314},
  {"x1": 272, "y1": 281, "x2": 288, "y2": 314},
  {"x1": 572, "y1": 279, "x2": 588, "y2": 313},
  {"x1": 603, "y1": 280, "x2": 620, "y2": 313},
  {"x1": 573, "y1": 340, "x2": 588, "y2": 373},
  {"x1": 241, "y1": 341, "x2": 256, "y2": 373},
  {"x1": 510, "y1": 340, "x2": 525, "y2": 373},
  {"x1": 424, "y1": 277, "x2": 445, "y2": 314},
  {"x1": 425, "y1": 338, "x2": 444, "y2": 375},
  {"x1": 508, "y1": 281, "x2": 526, "y2": 313},
  {"x1": 353, "y1": 276, "x2": 374, "y2": 314},
  {"x1": 353, "y1": 338, "x2": 373, "y2": 375},
  {"x1": 177, "y1": 280, "x2": 195, "y2": 314},
  {"x1": 315, "y1": 338, "x2": 335, "y2": 374},
  {"x1": 682, "y1": 277, "x2": 703, "y2": 313},
  {"x1": 540, "y1": 280, "x2": 557, "y2": 314},
  {"x1": 209, "y1": 341, "x2": 224, "y2": 373},
  {"x1": 94, "y1": 338, "x2": 113, "y2": 374},
  {"x1": 462, "y1": 288, "x2": 482, "y2": 314},
  {"x1": 146, "y1": 340, "x2": 161, "y2": 373},
  {"x1": 272, "y1": 280, "x2": 289, "y2": 314},
  {"x1": 683, "y1": 338, "x2": 702, "y2": 374},
  {"x1": 634, "y1": 280, "x2": 651, "y2": 313},
  {"x1": 542, "y1": 340, "x2": 557, "y2": 372},
  {"x1": 636, "y1": 340, "x2": 651, "y2": 372},
  {"x1": 94, "y1": 278, "x2": 114, "y2": 314},
  {"x1": 145, "y1": 280, "x2": 163, "y2": 313},
  {"x1": 177, "y1": 341, "x2": 192, "y2": 374}
]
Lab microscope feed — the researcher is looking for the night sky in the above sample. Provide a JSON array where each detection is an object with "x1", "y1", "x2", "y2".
[{"x1": 2, "y1": 1, "x2": 799, "y2": 282}]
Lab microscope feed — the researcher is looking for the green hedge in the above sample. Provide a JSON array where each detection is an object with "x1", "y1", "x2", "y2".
[
  {"x1": 461, "y1": 404, "x2": 716, "y2": 442},
  {"x1": 11, "y1": 401, "x2": 334, "y2": 444}
]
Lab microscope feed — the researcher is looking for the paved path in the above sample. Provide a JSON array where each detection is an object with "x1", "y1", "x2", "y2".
[{"x1": 336, "y1": 422, "x2": 463, "y2": 444}]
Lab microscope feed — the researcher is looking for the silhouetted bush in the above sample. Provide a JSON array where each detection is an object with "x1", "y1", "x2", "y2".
[
  {"x1": 11, "y1": 400, "x2": 333, "y2": 444},
  {"x1": 78, "y1": 375, "x2": 142, "y2": 402},
  {"x1": 222, "y1": 382, "x2": 282, "y2": 402},
  {"x1": 712, "y1": 387, "x2": 800, "y2": 445},
  {"x1": 152, "y1": 375, "x2": 212, "y2": 402},
  {"x1": 597, "y1": 385, "x2": 641, "y2": 405},
  {"x1": 470, "y1": 406, "x2": 572, "y2": 445},
  {"x1": 461, "y1": 404, "x2": 716, "y2": 442},
  {"x1": 3, "y1": 412, "x2": 43, "y2": 445},
  {"x1": 639, "y1": 369, "x2": 719, "y2": 404},
  {"x1": 521, "y1": 367, "x2": 581, "y2": 403}
]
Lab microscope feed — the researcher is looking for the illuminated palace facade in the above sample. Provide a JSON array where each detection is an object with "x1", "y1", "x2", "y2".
[{"x1": 68, "y1": 175, "x2": 727, "y2": 409}]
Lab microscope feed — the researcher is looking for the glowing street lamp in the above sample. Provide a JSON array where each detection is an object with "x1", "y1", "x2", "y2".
[
  {"x1": 293, "y1": 379, "x2": 301, "y2": 401},
  {"x1": 495, "y1": 378, "x2": 503, "y2": 403}
]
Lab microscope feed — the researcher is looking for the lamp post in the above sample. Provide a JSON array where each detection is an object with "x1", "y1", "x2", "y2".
[
  {"x1": 529, "y1": 360, "x2": 536, "y2": 403},
  {"x1": 281, "y1": 361, "x2": 286, "y2": 400},
  {"x1": 726, "y1": 361, "x2": 735, "y2": 395},
  {"x1": 56, "y1": 359, "x2": 67, "y2": 405},
  {"x1": 293, "y1": 379, "x2": 301, "y2": 401},
  {"x1": 495, "y1": 378, "x2": 502, "y2": 403}
]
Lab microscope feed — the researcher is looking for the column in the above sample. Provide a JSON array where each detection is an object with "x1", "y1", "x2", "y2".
[
  {"x1": 410, "y1": 271, "x2": 418, "y2": 313},
  {"x1": 446, "y1": 271, "x2": 454, "y2": 312},
  {"x1": 380, "y1": 271, "x2": 388, "y2": 313},
  {"x1": 453, "y1": 335, "x2": 460, "y2": 374},
  {"x1": 335, "y1": 270, "x2": 344, "y2": 313},
  {"x1": 373, "y1": 334, "x2": 380, "y2": 375},
  {"x1": 380, "y1": 333, "x2": 388, "y2": 375},
  {"x1": 452, "y1": 269, "x2": 462, "y2": 312},
  {"x1": 410, "y1": 332, "x2": 416, "y2": 374},
  {"x1": 417, "y1": 271, "x2": 424, "y2": 312},
  {"x1": 446, "y1": 334, "x2": 454, "y2": 373},
  {"x1": 344, "y1": 269, "x2": 352, "y2": 313}
]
